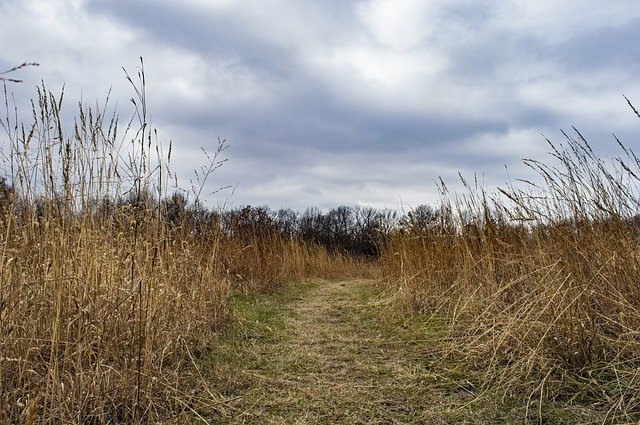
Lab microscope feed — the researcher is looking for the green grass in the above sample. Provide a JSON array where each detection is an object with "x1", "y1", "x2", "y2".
[{"x1": 174, "y1": 279, "x2": 604, "y2": 424}]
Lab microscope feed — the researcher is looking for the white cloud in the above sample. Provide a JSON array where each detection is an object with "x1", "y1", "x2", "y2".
[
  {"x1": 1, "y1": 0, "x2": 639, "y2": 210},
  {"x1": 0, "y1": 0, "x2": 137, "y2": 90},
  {"x1": 314, "y1": 43, "x2": 447, "y2": 111},
  {"x1": 357, "y1": 0, "x2": 438, "y2": 49},
  {"x1": 459, "y1": 128, "x2": 547, "y2": 159},
  {"x1": 493, "y1": 1, "x2": 640, "y2": 43}
]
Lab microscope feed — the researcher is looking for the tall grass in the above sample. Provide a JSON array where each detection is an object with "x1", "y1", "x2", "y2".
[
  {"x1": 0, "y1": 61, "x2": 359, "y2": 423},
  {"x1": 0, "y1": 61, "x2": 229, "y2": 423},
  {"x1": 380, "y1": 119, "x2": 640, "y2": 421}
]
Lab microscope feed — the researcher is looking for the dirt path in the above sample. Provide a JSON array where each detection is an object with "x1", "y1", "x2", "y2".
[
  {"x1": 204, "y1": 280, "x2": 472, "y2": 424},
  {"x1": 194, "y1": 280, "x2": 611, "y2": 424}
]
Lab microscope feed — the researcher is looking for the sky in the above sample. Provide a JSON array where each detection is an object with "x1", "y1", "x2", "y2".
[{"x1": 1, "y1": 0, "x2": 640, "y2": 211}]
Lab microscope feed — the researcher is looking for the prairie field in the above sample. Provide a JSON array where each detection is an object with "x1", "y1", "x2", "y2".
[
  {"x1": 379, "y1": 133, "x2": 640, "y2": 423},
  {"x1": 2, "y1": 73, "x2": 640, "y2": 424}
]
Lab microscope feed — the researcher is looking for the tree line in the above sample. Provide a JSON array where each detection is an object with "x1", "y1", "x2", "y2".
[
  {"x1": 0, "y1": 175, "x2": 442, "y2": 258},
  {"x1": 161, "y1": 192, "x2": 441, "y2": 258}
]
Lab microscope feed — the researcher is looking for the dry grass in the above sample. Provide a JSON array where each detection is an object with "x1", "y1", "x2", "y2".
[
  {"x1": 204, "y1": 278, "x2": 605, "y2": 423},
  {"x1": 219, "y1": 227, "x2": 369, "y2": 293},
  {"x1": 0, "y1": 61, "x2": 360, "y2": 423},
  {"x1": 205, "y1": 279, "x2": 486, "y2": 424},
  {"x1": 6, "y1": 57, "x2": 638, "y2": 423},
  {"x1": 1, "y1": 209, "x2": 230, "y2": 423},
  {"x1": 380, "y1": 127, "x2": 640, "y2": 422}
]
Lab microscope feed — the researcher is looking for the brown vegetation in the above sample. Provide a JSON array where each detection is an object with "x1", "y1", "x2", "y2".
[
  {"x1": 0, "y1": 63, "x2": 360, "y2": 423},
  {"x1": 3, "y1": 60, "x2": 640, "y2": 423},
  {"x1": 379, "y1": 127, "x2": 640, "y2": 422}
]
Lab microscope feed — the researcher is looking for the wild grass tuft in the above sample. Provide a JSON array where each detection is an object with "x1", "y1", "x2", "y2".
[
  {"x1": 0, "y1": 60, "x2": 358, "y2": 423},
  {"x1": 380, "y1": 113, "x2": 640, "y2": 422}
]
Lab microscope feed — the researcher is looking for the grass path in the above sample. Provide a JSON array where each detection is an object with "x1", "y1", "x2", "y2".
[
  {"x1": 201, "y1": 280, "x2": 481, "y2": 424},
  {"x1": 184, "y1": 279, "x2": 608, "y2": 424}
]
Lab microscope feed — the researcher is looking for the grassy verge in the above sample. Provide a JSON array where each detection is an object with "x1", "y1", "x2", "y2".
[
  {"x1": 379, "y1": 128, "x2": 640, "y2": 423},
  {"x1": 189, "y1": 279, "x2": 604, "y2": 424}
]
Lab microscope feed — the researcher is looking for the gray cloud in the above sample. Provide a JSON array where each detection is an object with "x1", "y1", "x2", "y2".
[{"x1": 2, "y1": 0, "x2": 640, "y2": 211}]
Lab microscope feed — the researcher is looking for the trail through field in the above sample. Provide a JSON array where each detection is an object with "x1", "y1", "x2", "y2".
[{"x1": 205, "y1": 280, "x2": 476, "y2": 424}]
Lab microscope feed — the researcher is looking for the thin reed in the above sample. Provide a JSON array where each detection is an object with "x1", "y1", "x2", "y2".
[
  {"x1": 0, "y1": 61, "x2": 231, "y2": 423},
  {"x1": 380, "y1": 118, "x2": 640, "y2": 421},
  {"x1": 0, "y1": 61, "x2": 357, "y2": 423}
]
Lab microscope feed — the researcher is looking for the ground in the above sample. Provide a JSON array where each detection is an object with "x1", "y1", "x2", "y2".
[{"x1": 190, "y1": 280, "x2": 604, "y2": 424}]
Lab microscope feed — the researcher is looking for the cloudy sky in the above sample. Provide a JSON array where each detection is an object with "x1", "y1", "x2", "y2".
[{"x1": 1, "y1": 0, "x2": 640, "y2": 211}]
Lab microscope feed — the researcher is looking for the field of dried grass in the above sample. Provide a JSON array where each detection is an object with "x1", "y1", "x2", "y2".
[
  {"x1": 0, "y1": 65, "x2": 364, "y2": 423},
  {"x1": 379, "y1": 127, "x2": 640, "y2": 423},
  {"x1": 2, "y1": 63, "x2": 640, "y2": 423}
]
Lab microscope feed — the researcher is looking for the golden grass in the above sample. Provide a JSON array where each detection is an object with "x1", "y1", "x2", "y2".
[
  {"x1": 0, "y1": 62, "x2": 361, "y2": 423},
  {"x1": 6, "y1": 58, "x2": 639, "y2": 422},
  {"x1": 379, "y1": 132, "x2": 640, "y2": 421},
  {"x1": 1, "y1": 210, "x2": 230, "y2": 423},
  {"x1": 221, "y1": 234, "x2": 371, "y2": 292}
]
